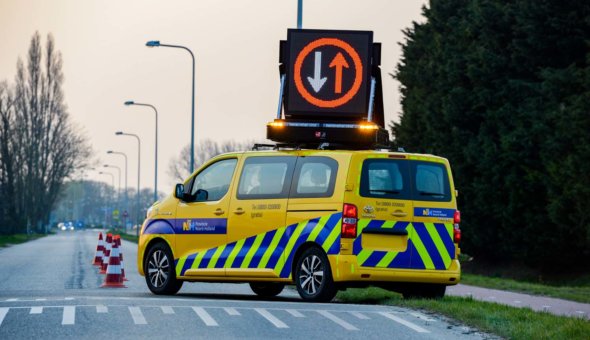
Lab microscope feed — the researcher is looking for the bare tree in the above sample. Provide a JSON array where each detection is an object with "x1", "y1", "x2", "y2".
[
  {"x1": 0, "y1": 32, "x2": 91, "y2": 234},
  {"x1": 168, "y1": 139, "x2": 253, "y2": 183}
]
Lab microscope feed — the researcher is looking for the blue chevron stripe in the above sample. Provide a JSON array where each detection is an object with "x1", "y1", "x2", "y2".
[
  {"x1": 279, "y1": 220, "x2": 318, "y2": 278},
  {"x1": 405, "y1": 240, "x2": 425, "y2": 269},
  {"x1": 266, "y1": 224, "x2": 297, "y2": 269},
  {"x1": 215, "y1": 241, "x2": 237, "y2": 268},
  {"x1": 435, "y1": 223, "x2": 455, "y2": 260},
  {"x1": 249, "y1": 230, "x2": 277, "y2": 268},
  {"x1": 362, "y1": 251, "x2": 387, "y2": 267},
  {"x1": 413, "y1": 223, "x2": 445, "y2": 270},
  {"x1": 181, "y1": 253, "x2": 197, "y2": 276},
  {"x1": 198, "y1": 247, "x2": 218, "y2": 269},
  {"x1": 232, "y1": 236, "x2": 256, "y2": 268}
]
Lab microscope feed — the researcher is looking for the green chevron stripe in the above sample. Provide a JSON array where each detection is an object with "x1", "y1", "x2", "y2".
[
  {"x1": 307, "y1": 215, "x2": 330, "y2": 242},
  {"x1": 207, "y1": 244, "x2": 226, "y2": 269},
  {"x1": 357, "y1": 249, "x2": 372, "y2": 265},
  {"x1": 240, "y1": 233, "x2": 265, "y2": 268},
  {"x1": 377, "y1": 251, "x2": 398, "y2": 267},
  {"x1": 425, "y1": 223, "x2": 451, "y2": 268},
  {"x1": 176, "y1": 257, "x2": 186, "y2": 277},
  {"x1": 259, "y1": 227, "x2": 287, "y2": 268},
  {"x1": 357, "y1": 219, "x2": 371, "y2": 233},
  {"x1": 224, "y1": 238, "x2": 246, "y2": 268},
  {"x1": 381, "y1": 220, "x2": 396, "y2": 229},
  {"x1": 321, "y1": 219, "x2": 340, "y2": 252},
  {"x1": 411, "y1": 226, "x2": 435, "y2": 269},
  {"x1": 274, "y1": 221, "x2": 307, "y2": 275},
  {"x1": 190, "y1": 249, "x2": 207, "y2": 270}
]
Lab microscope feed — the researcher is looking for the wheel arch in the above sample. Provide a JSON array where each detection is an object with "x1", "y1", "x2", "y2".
[{"x1": 290, "y1": 241, "x2": 326, "y2": 280}]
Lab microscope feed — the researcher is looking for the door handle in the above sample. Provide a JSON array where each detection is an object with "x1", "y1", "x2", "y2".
[
  {"x1": 214, "y1": 209, "x2": 225, "y2": 216},
  {"x1": 391, "y1": 211, "x2": 407, "y2": 217},
  {"x1": 233, "y1": 208, "x2": 245, "y2": 215}
]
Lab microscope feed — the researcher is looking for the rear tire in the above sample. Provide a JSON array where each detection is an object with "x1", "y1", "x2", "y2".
[
  {"x1": 144, "y1": 242, "x2": 183, "y2": 295},
  {"x1": 294, "y1": 247, "x2": 337, "y2": 302},
  {"x1": 402, "y1": 284, "x2": 446, "y2": 299},
  {"x1": 249, "y1": 282, "x2": 285, "y2": 298}
]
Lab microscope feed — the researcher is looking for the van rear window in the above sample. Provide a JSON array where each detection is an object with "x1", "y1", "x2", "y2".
[{"x1": 360, "y1": 159, "x2": 451, "y2": 202}]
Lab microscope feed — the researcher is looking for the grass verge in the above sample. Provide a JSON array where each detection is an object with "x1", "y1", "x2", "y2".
[
  {"x1": 106, "y1": 229, "x2": 139, "y2": 244},
  {"x1": 337, "y1": 287, "x2": 589, "y2": 339},
  {"x1": 461, "y1": 273, "x2": 590, "y2": 304},
  {"x1": 0, "y1": 234, "x2": 47, "y2": 248}
]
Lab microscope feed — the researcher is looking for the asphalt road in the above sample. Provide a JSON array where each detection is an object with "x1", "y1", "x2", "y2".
[{"x1": 0, "y1": 229, "x2": 492, "y2": 339}]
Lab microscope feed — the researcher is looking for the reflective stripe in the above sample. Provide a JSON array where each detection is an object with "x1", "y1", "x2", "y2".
[
  {"x1": 258, "y1": 228, "x2": 286, "y2": 268},
  {"x1": 241, "y1": 234, "x2": 266, "y2": 268}
]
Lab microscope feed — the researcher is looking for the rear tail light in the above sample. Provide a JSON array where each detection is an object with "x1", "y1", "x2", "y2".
[
  {"x1": 342, "y1": 203, "x2": 358, "y2": 238},
  {"x1": 453, "y1": 210, "x2": 461, "y2": 243}
]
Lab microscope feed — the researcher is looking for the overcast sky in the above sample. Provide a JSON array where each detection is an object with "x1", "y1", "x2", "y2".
[{"x1": 0, "y1": 0, "x2": 428, "y2": 193}]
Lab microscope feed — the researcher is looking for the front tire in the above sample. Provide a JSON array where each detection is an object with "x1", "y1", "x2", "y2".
[
  {"x1": 249, "y1": 282, "x2": 285, "y2": 298},
  {"x1": 295, "y1": 247, "x2": 337, "y2": 302},
  {"x1": 144, "y1": 242, "x2": 183, "y2": 295}
]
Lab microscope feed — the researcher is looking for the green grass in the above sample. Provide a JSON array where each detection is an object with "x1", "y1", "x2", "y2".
[
  {"x1": 337, "y1": 287, "x2": 590, "y2": 339},
  {"x1": 0, "y1": 234, "x2": 47, "y2": 247},
  {"x1": 461, "y1": 273, "x2": 590, "y2": 304},
  {"x1": 106, "y1": 229, "x2": 138, "y2": 244}
]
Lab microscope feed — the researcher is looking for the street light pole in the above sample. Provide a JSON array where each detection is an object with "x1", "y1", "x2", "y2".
[
  {"x1": 104, "y1": 164, "x2": 121, "y2": 206},
  {"x1": 146, "y1": 40, "x2": 196, "y2": 173},
  {"x1": 107, "y1": 150, "x2": 128, "y2": 222},
  {"x1": 116, "y1": 131, "x2": 141, "y2": 236},
  {"x1": 297, "y1": 0, "x2": 303, "y2": 29},
  {"x1": 124, "y1": 101, "x2": 159, "y2": 203}
]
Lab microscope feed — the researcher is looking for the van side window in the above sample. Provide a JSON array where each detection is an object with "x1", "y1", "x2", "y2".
[
  {"x1": 237, "y1": 156, "x2": 296, "y2": 200},
  {"x1": 360, "y1": 159, "x2": 411, "y2": 199},
  {"x1": 411, "y1": 162, "x2": 451, "y2": 202},
  {"x1": 291, "y1": 157, "x2": 338, "y2": 198},
  {"x1": 190, "y1": 158, "x2": 238, "y2": 201}
]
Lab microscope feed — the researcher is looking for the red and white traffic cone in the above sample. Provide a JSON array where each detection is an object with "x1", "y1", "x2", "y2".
[
  {"x1": 92, "y1": 232, "x2": 104, "y2": 266},
  {"x1": 115, "y1": 235, "x2": 128, "y2": 281},
  {"x1": 101, "y1": 239, "x2": 126, "y2": 288},
  {"x1": 99, "y1": 233, "x2": 113, "y2": 274}
]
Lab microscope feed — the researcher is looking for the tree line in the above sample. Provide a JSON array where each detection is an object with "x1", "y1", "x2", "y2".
[
  {"x1": 0, "y1": 32, "x2": 90, "y2": 234},
  {"x1": 392, "y1": 0, "x2": 589, "y2": 272}
]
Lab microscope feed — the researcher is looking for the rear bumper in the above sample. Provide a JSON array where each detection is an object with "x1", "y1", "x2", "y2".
[{"x1": 329, "y1": 255, "x2": 461, "y2": 285}]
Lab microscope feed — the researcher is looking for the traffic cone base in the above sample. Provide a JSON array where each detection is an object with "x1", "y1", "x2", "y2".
[{"x1": 101, "y1": 237, "x2": 126, "y2": 288}]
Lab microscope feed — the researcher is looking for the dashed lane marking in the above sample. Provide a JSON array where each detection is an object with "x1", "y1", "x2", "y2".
[
  {"x1": 285, "y1": 309, "x2": 305, "y2": 318},
  {"x1": 62, "y1": 306, "x2": 75, "y2": 325},
  {"x1": 192, "y1": 307, "x2": 219, "y2": 326},
  {"x1": 96, "y1": 305, "x2": 108, "y2": 313},
  {"x1": 255, "y1": 308, "x2": 289, "y2": 329},
  {"x1": 350, "y1": 311, "x2": 370, "y2": 320},
  {"x1": 6, "y1": 299, "x2": 17, "y2": 302},
  {"x1": 35, "y1": 298, "x2": 47, "y2": 301},
  {"x1": 409, "y1": 312, "x2": 435, "y2": 322},
  {"x1": 30, "y1": 307, "x2": 43, "y2": 314},
  {"x1": 161, "y1": 306, "x2": 175, "y2": 315},
  {"x1": 0, "y1": 308, "x2": 8, "y2": 327},
  {"x1": 379, "y1": 312, "x2": 430, "y2": 334},
  {"x1": 129, "y1": 306, "x2": 147, "y2": 325},
  {"x1": 317, "y1": 310, "x2": 358, "y2": 331},
  {"x1": 223, "y1": 307, "x2": 240, "y2": 316}
]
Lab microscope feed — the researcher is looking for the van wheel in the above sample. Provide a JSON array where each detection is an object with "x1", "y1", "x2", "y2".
[
  {"x1": 249, "y1": 282, "x2": 285, "y2": 298},
  {"x1": 144, "y1": 242, "x2": 183, "y2": 295},
  {"x1": 402, "y1": 284, "x2": 446, "y2": 299},
  {"x1": 295, "y1": 247, "x2": 337, "y2": 302}
]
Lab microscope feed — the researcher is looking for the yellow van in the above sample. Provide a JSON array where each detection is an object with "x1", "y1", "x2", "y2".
[{"x1": 137, "y1": 148, "x2": 461, "y2": 302}]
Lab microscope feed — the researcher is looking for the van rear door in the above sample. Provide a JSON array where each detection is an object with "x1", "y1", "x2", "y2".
[{"x1": 347, "y1": 154, "x2": 414, "y2": 269}]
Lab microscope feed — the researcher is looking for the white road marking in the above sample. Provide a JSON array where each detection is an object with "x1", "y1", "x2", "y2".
[
  {"x1": 410, "y1": 312, "x2": 435, "y2": 322},
  {"x1": 35, "y1": 298, "x2": 46, "y2": 301},
  {"x1": 192, "y1": 307, "x2": 218, "y2": 326},
  {"x1": 64, "y1": 297, "x2": 75, "y2": 301},
  {"x1": 129, "y1": 306, "x2": 147, "y2": 325},
  {"x1": 223, "y1": 307, "x2": 240, "y2": 316},
  {"x1": 96, "y1": 305, "x2": 108, "y2": 313},
  {"x1": 6, "y1": 299, "x2": 17, "y2": 302},
  {"x1": 255, "y1": 308, "x2": 289, "y2": 329},
  {"x1": 161, "y1": 306, "x2": 175, "y2": 314},
  {"x1": 0, "y1": 308, "x2": 8, "y2": 327},
  {"x1": 317, "y1": 310, "x2": 358, "y2": 331},
  {"x1": 514, "y1": 300, "x2": 521, "y2": 304},
  {"x1": 30, "y1": 307, "x2": 43, "y2": 314},
  {"x1": 349, "y1": 311, "x2": 370, "y2": 320},
  {"x1": 379, "y1": 312, "x2": 430, "y2": 333},
  {"x1": 62, "y1": 306, "x2": 75, "y2": 325},
  {"x1": 285, "y1": 309, "x2": 305, "y2": 318}
]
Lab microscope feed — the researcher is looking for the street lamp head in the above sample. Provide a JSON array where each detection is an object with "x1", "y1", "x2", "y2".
[
  {"x1": 104, "y1": 164, "x2": 109, "y2": 168},
  {"x1": 99, "y1": 171, "x2": 104, "y2": 174},
  {"x1": 124, "y1": 101, "x2": 134, "y2": 106},
  {"x1": 146, "y1": 40, "x2": 160, "y2": 47},
  {"x1": 107, "y1": 150, "x2": 113, "y2": 154},
  {"x1": 115, "y1": 131, "x2": 123, "y2": 135}
]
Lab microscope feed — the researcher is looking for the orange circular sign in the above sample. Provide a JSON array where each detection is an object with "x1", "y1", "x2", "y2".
[{"x1": 294, "y1": 38, "x2": 363, "y2": 108}]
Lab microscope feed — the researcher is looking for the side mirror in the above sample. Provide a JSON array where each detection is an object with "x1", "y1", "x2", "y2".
[
  {"x1": 174, "y1": 184, "x2": 185, "y2": 200},
  {"x1": 195, "y1": 189, "x2": 209, "y2": 202}
]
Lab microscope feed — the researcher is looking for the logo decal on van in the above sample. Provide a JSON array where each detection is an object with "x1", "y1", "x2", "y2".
[
  {"x1": 179, "y1": 218, "x2": 227, "y2": 234},
  {"x1": 414, "y1": 208, "x2": 455, "y2": 218},
  {"x1": 363, "y1": 205, "x2": 374, "y2": 214}
]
